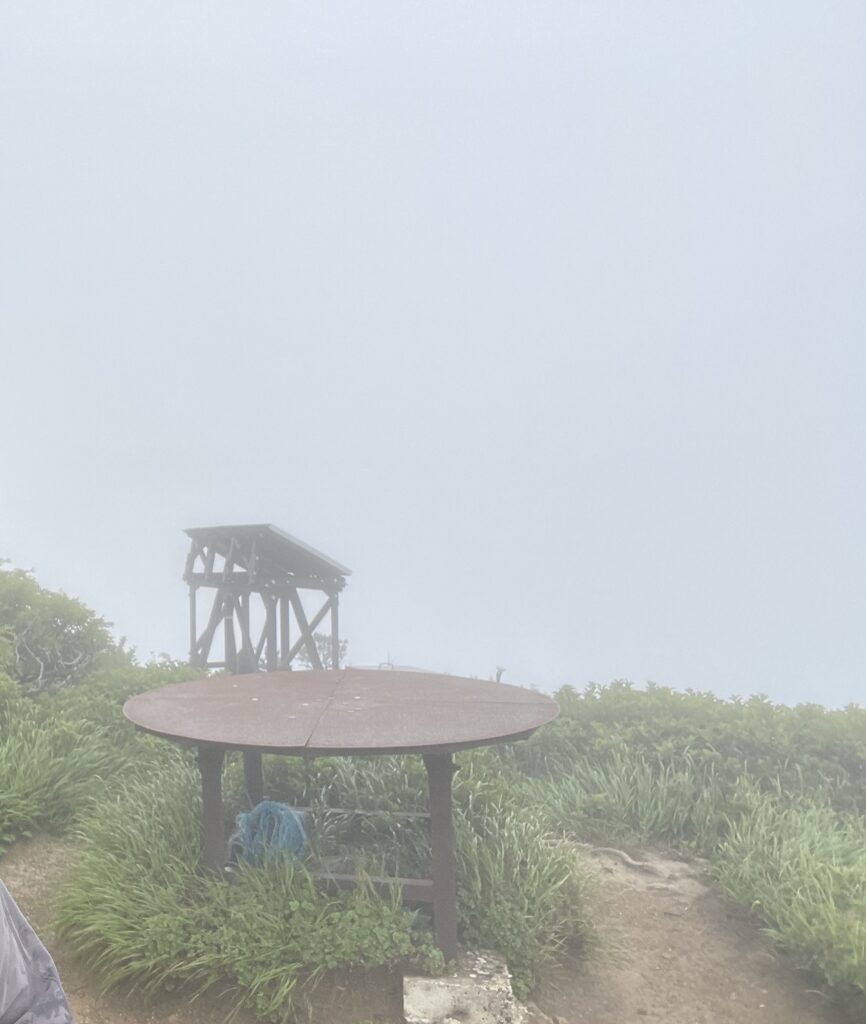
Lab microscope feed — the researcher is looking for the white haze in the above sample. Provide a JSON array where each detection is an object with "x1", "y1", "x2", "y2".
[{"x1": 1, "y1": 2, "x2": 864, "y2": 704}]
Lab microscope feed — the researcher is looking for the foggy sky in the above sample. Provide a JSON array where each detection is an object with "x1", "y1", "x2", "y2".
[{"x1": 2, "y1": 2, "x2": 864, "y2": 705}]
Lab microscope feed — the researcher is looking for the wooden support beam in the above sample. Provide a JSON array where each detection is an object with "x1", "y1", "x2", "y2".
[
  {"x1": 331, "y1": 597, "x2": 340, "y2": 669},
  {"x1": 197, "y1": 746, "x2": 226, "y2": 872},
  {"x1": 265, "y1": 595, "x2": 278, "y2": 671},
  {"x1": 254, "y1": 620, "x2": 269, "y2": 665},
  {"x1": 293, "y1": 806, "x2": 430, "y2": 821},
  {"x1": 284, "y1": 594, "x2": 333, "y2": 667},
  {"x1": 279, "y1": 596, "x2": 290, "y2": 666},
  {"x1": 243, "y1": 751, "x2": 264, "y2": 805},
  {"x1": 188, "y1": 585, "x2": 198, "y2": 666},
  {"x1": 287, "y1": 590, "x2": 325, "y2": 669},
  {"x1": 224, "y1": 596, "x2": 237, "y2": 674},
  {"x1": 186, "y1": 572, "x2": 340, "y2": 592},
  {"x1": 424, "y1": 752, "x2": 459, "y2": 961},
  {"x1": 195, "y1": 591, "x2": 226, "y2": 666},
  {"x1": 236, "y1": 593, "x2": 257, "y2": 673},
  {"x1": 311, "y1": 873, "x2": 434, "y2": 904}
]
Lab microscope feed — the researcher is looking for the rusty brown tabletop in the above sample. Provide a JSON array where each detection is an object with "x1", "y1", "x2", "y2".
[{"x1": 123, "y1": 668, "x2": 559, "y2": 959}]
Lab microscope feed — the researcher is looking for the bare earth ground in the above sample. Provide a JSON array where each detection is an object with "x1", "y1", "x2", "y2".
[
  {"x1": 529, "y1": 849, "x2": 852, "y2": 1024},
  {"x1": 0, "y1": 836, "x2": 856, "y2": 1024}
]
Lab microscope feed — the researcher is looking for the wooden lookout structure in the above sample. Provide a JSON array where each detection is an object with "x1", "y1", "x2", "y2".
[{"x1": 184, "y1": 524, "x2": 351, "y2": 674}]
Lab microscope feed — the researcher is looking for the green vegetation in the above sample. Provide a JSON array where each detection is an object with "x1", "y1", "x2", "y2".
[
  {"x1": 4, "y1": 570, "x2": 866, "y2": 1019},
  {"x1": 48, "y1": 740, "x2": 590, "y2": 1013},
  {"x1": 0, "y1": 562, "x2": 125, "y2": 694},
  {"x1": 498, "y1": 682, "x2": 866, "y2": 1008},
  {"x1": 0, "y1": 662, "x2": 194, "y2": 851},
  {"x1": 55, "y1": 756, "x2": 443, "y2": 1021},
  {"x1": 715, "y1": 789, "x2": 866, "y2": 995}
]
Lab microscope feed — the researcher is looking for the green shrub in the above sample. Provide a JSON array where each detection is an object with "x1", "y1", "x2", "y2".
[
  {"x1": 0, "y1": 562, "x2": 125, "y2": 695},
  {"x1": 507, "y1": 681, "x2": 866, "y2": 811}
]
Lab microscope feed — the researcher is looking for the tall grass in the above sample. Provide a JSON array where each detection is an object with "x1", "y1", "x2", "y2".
[
  {"x1": 714, "y1": 788, "x2": 866, "y2": 999},
  {"x1": 519, "y1": 748, "x2": 736, "y2": 854},
  {"x1": 0, "y1": 675, "x2": 131, "y2": 849},
  {"x1": 0, "y1": 663, "x2": 195, "y2": 851},
  {"x1": 54, "y1": 746, "x2": 595, "y2": 1016},
  {"x1": 455, "y1": 793, "x2": 593, "y2": 998},
  {"x1": 56, "y1": 754, "x2": 440, "y2": 1022},
  {"x1": 254, "y1": 751, "x2": 595, "y2": 993}
]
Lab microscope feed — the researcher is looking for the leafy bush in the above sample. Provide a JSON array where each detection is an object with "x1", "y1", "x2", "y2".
[
  {"x1": 0, "y1": 562, "x2": 126, "y2": 694},
  {"x1": 508, "y1": 681, "x2": 866, "y2": 811}
]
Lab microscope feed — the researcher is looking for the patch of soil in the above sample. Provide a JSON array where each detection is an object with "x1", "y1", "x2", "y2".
[{"x1": 529, "y1": 848, "x2": 852, "y2": 1024}]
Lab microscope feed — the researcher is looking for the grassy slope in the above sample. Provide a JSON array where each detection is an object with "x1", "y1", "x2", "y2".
[{"x1": 4, "y1": 672, "x2": 866, "y2": 1018}]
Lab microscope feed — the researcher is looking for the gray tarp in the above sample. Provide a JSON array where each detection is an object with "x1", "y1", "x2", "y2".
[{"x1": 0, "y1": 881, "x2": 72, "y2": 1024}]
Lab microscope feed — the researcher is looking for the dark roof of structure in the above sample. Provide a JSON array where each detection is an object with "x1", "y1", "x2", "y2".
[{"x1": 184, "y1": 524, "x2": 351, "y2": 582}]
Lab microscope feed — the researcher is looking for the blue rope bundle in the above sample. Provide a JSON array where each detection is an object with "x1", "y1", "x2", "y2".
[{"x1": 229, "y1": 800, "x2": 308, "y2": 867}]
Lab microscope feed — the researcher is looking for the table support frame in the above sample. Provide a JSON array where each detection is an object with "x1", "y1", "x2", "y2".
[
  {"x1": 423, "y1": 752, "x2": 459, "y2": 962},
  {"x1": 197, "y1": 745, "x2": 226, "y2": 873},
  {"x1": 193, "y1": 746, "x2": 460, "y2": 961},
  {"x1": 243, "y1": 751, "x2": 264, "y2": 805}
]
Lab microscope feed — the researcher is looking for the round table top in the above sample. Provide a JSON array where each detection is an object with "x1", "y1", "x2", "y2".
[{"x1": 123, "y1": 668, "x2": 559, "y2": 756}]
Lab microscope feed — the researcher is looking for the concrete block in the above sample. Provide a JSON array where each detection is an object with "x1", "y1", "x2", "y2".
[{"x1": 403, "y1": 951, "x2": 527, "y2": 1024}]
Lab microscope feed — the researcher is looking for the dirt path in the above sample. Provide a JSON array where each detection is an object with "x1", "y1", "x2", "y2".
[
  {"x1": 530, "y1": 848, "x2": 851, "y2": 1024},
  {"x1": 1, "y1": 836, "x2": 856, "y2": 1024}
]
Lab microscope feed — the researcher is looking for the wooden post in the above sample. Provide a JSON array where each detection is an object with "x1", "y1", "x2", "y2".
[
  {"x1": 189, "y1": 585, "x2": 198, "y2": 666},
  {"x1": 243, "y1": 752, "x2": 264, "y2": 806},
  {"x1": 330, "y1": 595, "x2": 340, "y2": 669},
  {"x1": 279, "y1": 594, "x2": 290, "y2": 668},
  {"x1": 265, "y1": 595, "x2": 278, "y2": 672},
  {"x1": 197, "y1": 745, "x2": 226, "y2": 872},
  {"x1": 238, "y1": 592, "x2": 254, "y2": 669},
  {"x1": 423, "y1": 753, "x2": 459, "y2": 962},
  {"x1": 223, "y1": 596, "x2": 237, "y2": 673}
]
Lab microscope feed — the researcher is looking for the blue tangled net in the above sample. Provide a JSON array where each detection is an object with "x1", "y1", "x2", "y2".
[{"x1": 229, "y1": 800, "x2": 308, "y2": 867}]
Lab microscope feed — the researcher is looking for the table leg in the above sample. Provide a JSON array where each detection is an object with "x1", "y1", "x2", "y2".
[
  {"x1": 197, "y1": 745, "x2": 226, "y2": 872},
  {"x1": 423, "y1": 752, "x2": 459, "y2": 962},
  {"x1": 243, "y1": 751, "x2": 264, "y2": 805}
]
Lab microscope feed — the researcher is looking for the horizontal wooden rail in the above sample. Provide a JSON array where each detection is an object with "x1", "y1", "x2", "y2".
[
  {"x1": 311, "y1": 872, "x2": 434, "y2": 903},
  {"x1": 294, "y1": 806, "x2": 430, "y2": 821}
]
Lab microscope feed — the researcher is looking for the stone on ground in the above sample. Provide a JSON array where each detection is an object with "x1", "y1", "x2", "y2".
[{"x1": 403, "y1": 951, "x2": 527, "y2": 1024}]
